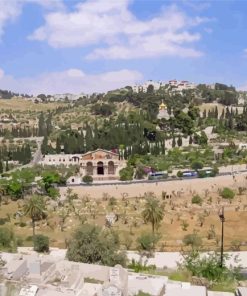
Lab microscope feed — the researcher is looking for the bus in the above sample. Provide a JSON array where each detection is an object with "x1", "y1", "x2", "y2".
[
  {"x1": 182, "y1": 170, "x2": 198, "y2": 178},
  {"x1": 148, "y1": 171, "x2": 168, "y2": 180}
]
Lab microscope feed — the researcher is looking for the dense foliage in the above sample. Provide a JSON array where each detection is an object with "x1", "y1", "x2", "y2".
[
  {"x1": 33, "y1": 235, "x2": 49, "y2": 253},
  {"x1": 67, "y1": 224, "x2": 127, "y2": 266}
]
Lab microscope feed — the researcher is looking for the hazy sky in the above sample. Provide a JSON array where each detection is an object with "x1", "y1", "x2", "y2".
[{"x1": 0, "y1": 0, "x2": 247, "y2": 94}]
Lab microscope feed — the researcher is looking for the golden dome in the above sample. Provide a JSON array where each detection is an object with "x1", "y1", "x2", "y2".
[{"x1": 159, "y1": 101, "x2": 166, "y2": 110}]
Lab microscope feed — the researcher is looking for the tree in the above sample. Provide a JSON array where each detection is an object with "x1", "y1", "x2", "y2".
[
  {"x1": 0, "y1": 227, "x2": 15, "y2": 250},
  {"x1": 172, "y1": 136, "x2": 176, "y2": 148},
  {"x1": 137, "y1": 232, "x2": 160, "y2": 254},
  {"x1": 5, "y1": 160, "x2": 9, "y2": 172},
  {"x1": 23, "y1": 195, "x2": 46, "y2": 237},
  {"x1": 82, "y1": 175, "x2": 93, "y2": 184},
  {"x1": 147, "y1": 84, "x2": 154, "y2": 94},
  {"x1": 33, "y1": 235, "x2": 49, "y2": 252},
  {"x1": 188, "y1": 105, "x2": 200, "y2": 120},
  {"x1": 191, "y1": 195, "x2": 203, "y2": 205},
  {"x1": 181, "y1": 249, "x2": 240, "y2": 284},
  {"x1": 38, "y1": 112, "x2": 47, "y2": 136},
  {"x1": 191, "y1": 161, "x2": 203, "y2": 171},
  {"x1": 199, "y1": 131, "x2": 208, "y2": 145},
  {"x1": 183, "y1": 232, "x2": 202, "y2": 250},
  {"x1": 56, "y1": 137, "x2": 61, "y2": 153},
  {"x1": 7, "y1": 180, "x2": 23, "y2": 200},
  {"x1": 135, "y1": 166, "x2": 146, "y2": 180},
  {"x1": 177, "y1": 135, "x2": 183, "y2": 147},
  {"x1": 220, "y1": 187, "x2": 235, "y2": 200},
  {"x1": 0, "y1": 162, "x2": 3, "y2": 174},
  {"x1": 119, "y1": 166, "x2": 134, "y2": 181},
  {"x1": 66, "y1": 224, "x2": 126, "y2": 267},
  {"x1": 41, "y1": 171, "x2": 60, "y2": 193},
  {"x1": 142, "y1": 195, "x2": 164, "y2": 234}
]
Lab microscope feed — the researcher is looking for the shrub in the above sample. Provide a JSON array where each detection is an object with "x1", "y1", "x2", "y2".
[
  {"x1": 108, "y1": 197, "x2": 117, "y2": 207},
  {"x1": 26, "y1": 236, "x2": 33, "y2": 242},
  {"x1": 177, "y1": 171, "x2": 183, "y2": 178},
  {"x1": 137, "y1": 232, "x2": 160, "y2": 253},
  {"x1": 47, "y1": 187, "x2": 60, "y2": 199},
  {"x1": 181, "y1": 220, "x2": 189, "y2": 231},
  {"x1": 135, "y1": 166, "x2": 147, "y2": 180},
  {"x1": 135, "y1": 292, "x2": 151, "y2": 296},
  {"x1": 0, "y1": 218, "x2": 7, "y2": 225},
  {"x1": 16, "y1": 237, "x2": 24, "y2": 247},
  {"x1": 33, "y1": 235, "x2": 49, "y2": 253},
  {"x1": 183, "y1": 232, "x2": 202, "y2": 249},
  {"x1": 119, "y1": 166, "x2": 134, "y2": 181},
  {"x1": 231, "y1": 239, "x2": 241, "y2": 251},
  {"x1": 0, "y1": 227, "x2": 14, "y2": 248},
  {"x1": 128, "y1": 259, "x2": 156, "y2": 273},
  {"x1": 191, "y1": 161, "x2": 203, "y2": 171},
  {"x1": 19, "y1": 222, "x2": 27, "y2": 227},
  {"x1": 220, "y1": 187, "x2": 235, "y2": 200},
  {"x1": 198, "y1": 170, "x2": 207, "y2": 178},
  {"x1": 82, "y1": 175, "x2": 93, "y2": 184},
  {"x1": 207, "y1": 224, "x2": 216, "y2": 240},
  {"x1": 67, "y1": 224, "x2": 126, "y2": 267},
  {"x1": 191, "y1": 195, "x2": 202, "y2": 205}
]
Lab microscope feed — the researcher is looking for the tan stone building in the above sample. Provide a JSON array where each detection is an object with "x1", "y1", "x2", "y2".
[{"x1": 40, "y1": 149, "x2": 126, "y2": 180}]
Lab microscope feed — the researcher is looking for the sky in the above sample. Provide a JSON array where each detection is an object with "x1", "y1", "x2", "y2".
[{"x1": 0, "y1": 0, "x2": 247, "y2": 95}]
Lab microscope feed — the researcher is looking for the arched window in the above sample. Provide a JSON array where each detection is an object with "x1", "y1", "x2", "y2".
[
  {"x1": 72, "y1": 156, "x2": 79, "y2": 162},
  {"x1": 97, "y1": 161, "x2": 104, "y2": 175},
  {"x1": 108, "y1": 161, "x2": 115, "y2": 175},
  {"x1": 86, "y1": 162, "x2": 93, "y2": 175}
]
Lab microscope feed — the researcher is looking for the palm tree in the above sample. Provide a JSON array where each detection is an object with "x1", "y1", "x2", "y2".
[
  {"x1": 142, "y1": 196, "x2": 164, "y2": 234},
  {"x1": 24, "y1": 195, "x2": 46, "y2": 237}
]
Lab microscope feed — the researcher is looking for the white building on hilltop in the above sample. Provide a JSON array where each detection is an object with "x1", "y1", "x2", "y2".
[
  {"x1": 132, "y1": 80, "x2": 163, "y2": 93},
  {"x1": 168, "y1": 79, "x2": 196, "y2": 92}
]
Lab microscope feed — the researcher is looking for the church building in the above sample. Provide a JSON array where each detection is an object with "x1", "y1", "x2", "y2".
[
  {"x1": 40, "y1": 149, "x2": 126, "y2": 180},
  {"x1": 157, "y1": 100, "x2": 170, "y2": 120}
]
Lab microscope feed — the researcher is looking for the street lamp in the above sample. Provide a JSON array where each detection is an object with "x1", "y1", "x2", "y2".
[{"x1": 218, "y1": 206, "x2": 225, "y2": 268}]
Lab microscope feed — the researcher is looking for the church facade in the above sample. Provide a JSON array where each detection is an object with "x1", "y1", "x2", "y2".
[{"x1": 40, "y1": 149, "x2": 126, "y2": 180}]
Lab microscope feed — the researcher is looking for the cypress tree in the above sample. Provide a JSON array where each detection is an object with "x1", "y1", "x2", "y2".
[
  {"x1": 172, "y1": 136, "x2": 176, "y2": 148},
  {"x1": 189, "y1": 135, "x2": 193, "y2": 145},
  {"x1": 177, "y1": 136, "x2": 183, "y2": 147},
  {"x1": 56, "y1": 138, "x2": 61, "y2": 153},
  {"x1": 38, "y1": 112, "x2": 47, "y2": 137},
  {"x1": 5, "y1": 160, "x2": 9, "y2": 172}
]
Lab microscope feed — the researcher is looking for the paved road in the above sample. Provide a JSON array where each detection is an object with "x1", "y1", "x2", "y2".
[
  {"x1": 30, "y1": 137, "x2": 43, "y2": 165},
  {"x1": 62, "y1": 169, "x2": 247, "y2": 187},
  {"x1": 7, "y1": 137, "x2": 44, "y2": 173}
]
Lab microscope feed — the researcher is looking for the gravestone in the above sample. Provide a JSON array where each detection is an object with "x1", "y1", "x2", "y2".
[
  {"x1": 102, "y1": 284, "x2": 122, "y2": 296},
  {"x1": 105, "y1": 213, "x2": 117, "y2": 226},
  {"x1": 29, "y1": 260, "x2": 41, "y2": 276},
  {"x1": 102, "y1": 265, "x2": 128, "y2": 296}
]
